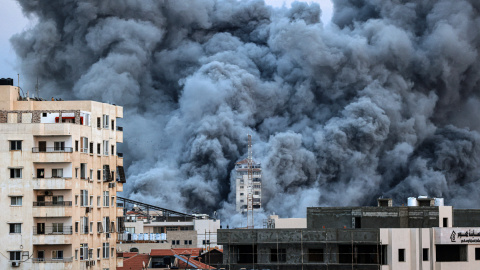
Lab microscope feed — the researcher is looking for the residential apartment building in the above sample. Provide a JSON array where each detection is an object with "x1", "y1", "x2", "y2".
[
  {"x1": 116, "y1": 199, "x2": 221, "y2": 253},
  {"x1": 218, "y1": 197, "x2": 480, "y2": 270},
  {"x1": 235, "y1": 159, "x2": 262, "y2": 213},
  {"x1": 0, "y1": 79, "x2": 126, "y2": 269}
]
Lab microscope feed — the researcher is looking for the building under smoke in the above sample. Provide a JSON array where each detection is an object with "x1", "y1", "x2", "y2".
[{"x1": 235, "y1": 158, "x2": 262, "y2": 213}]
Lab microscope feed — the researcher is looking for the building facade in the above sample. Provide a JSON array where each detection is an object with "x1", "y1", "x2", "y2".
[
  {"x1": 218, "y1": 197, "x2": 480, "y2": 270},
  {"x1": 235, "y1": 159, "x2": 262, "y2": 213},
  {"x1": 0, "y1": 81, "x2": 125, "y2": 269}
]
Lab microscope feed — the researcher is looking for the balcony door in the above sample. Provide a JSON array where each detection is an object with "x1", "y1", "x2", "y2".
[
  {"x1": 37, "y1": 251, "x2": 44, "y2": 261},
  {"x1": 37, "y1": 223, "x2": 45, "y2": 235},
  {"x1": 36, "y1": 169, "x2": 44, "y2": 178},
  {"x1": 39, "y1": 141, "x2": 46, "y2": 152}
]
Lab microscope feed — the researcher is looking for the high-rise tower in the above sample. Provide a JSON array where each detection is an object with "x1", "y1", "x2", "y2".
[{"x1": 235, "y1": 135, "x2": 262, "y2": 220}]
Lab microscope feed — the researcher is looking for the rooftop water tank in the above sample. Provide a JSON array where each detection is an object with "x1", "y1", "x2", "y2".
[{"x1": 407, "y1": 197, "x2": 418, "y2": 206}]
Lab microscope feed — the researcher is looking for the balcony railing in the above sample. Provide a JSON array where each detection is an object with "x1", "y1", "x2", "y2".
[
  {"x1": 116, "y1": 126, "x2": 123, "y2": 131},
  {"x1": 32, "y1": 147, "x2": 73, "y2": 153},
  {"x1": 33, "y1": 201, "x2": 72, "y2": 207},
  {"x1": 32, "y1": 257, "x2": 73, "y2": 263},
  {"x1": 33, "y1": 226, "x2": 73, "y2": 235}
]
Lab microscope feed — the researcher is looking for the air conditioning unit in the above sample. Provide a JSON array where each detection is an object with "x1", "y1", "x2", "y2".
[
  {"x1": 12, "y1": 261, "x2": 20, "y2": 267},
  {"x1": 106, "y1": 233, "x2": 111, "y2": 239},
  {"x1": 45, "y1": 191, "x2": 53, "y2": 196}
]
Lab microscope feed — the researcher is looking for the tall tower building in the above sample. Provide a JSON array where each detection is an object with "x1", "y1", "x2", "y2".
[
  {"x1": 235, "y1": 137, "x2": 262, "y2": 213},
  {"x1": 0, "y1": 79, "x2": 125, "y2": 269}
]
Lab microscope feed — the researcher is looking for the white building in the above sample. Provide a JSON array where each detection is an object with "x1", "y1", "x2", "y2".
[
  {"x1": 235, "y1": 159, "x2": 262, "y2": 213},
  {"x1": 0, "y1": 80, "x2": 125, "y2": 269}
]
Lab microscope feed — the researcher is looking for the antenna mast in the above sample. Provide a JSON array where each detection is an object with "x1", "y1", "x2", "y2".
[{"x1": 247, "y1": 134, "x2": 254, "y2": 229}]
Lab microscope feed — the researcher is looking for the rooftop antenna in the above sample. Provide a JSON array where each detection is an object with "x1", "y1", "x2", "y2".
[
  {"x1": 35, "y1": 76, "x2": 39, "y2": 98},
  {"x1": 246, "y1": 134, "x2": 254, "y2": 229}
]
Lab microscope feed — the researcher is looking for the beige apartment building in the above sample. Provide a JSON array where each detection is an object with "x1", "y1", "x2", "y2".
[{"x1": 0, "y1": 81, "x2": 125, "y2": 269}]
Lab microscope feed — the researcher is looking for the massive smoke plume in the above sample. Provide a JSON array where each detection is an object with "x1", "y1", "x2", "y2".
[{"x1": 10, "y1": 0, "x2": 480, "y2": 223}]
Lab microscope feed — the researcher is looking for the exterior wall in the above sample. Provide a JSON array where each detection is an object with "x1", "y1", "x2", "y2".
[
  {"x1": 307, "y1": 206, "x2": 448, "y2": 229},
  {"x1": 194, "y1": 219, "x2": 221, "y2": 249},
  {"x1": 0, "y1": 85, "x2": 124, "y2": 270},
  {"x1": 268, "y1": 215, "x2": 307, "y2": 228},
  {"x1": 453, "y1": 209, "x2": 480, "y2": 227},
  {"x1": 167, "y1": 231, "x2": 198, "y2": 248},
  {"x1": 117, "y1": 243, "x2": 170, "y2": 253}
]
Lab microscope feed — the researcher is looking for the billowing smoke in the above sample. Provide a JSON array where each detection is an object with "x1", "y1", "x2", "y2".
[{"x1": 10, "y1": 0, "x2": 480, "y2": 223}]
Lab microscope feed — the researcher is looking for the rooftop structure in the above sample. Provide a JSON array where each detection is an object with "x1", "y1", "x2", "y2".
[{"x1": 0, "y1": 79, "x2": 125, "y2": 269}]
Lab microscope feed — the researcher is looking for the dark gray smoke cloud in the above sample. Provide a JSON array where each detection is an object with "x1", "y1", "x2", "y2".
[{"x1": 10, "y1": 0, "x2": 480, "y2": 223}]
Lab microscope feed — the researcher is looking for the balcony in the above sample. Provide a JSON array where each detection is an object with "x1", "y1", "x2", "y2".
[
  {"x1": 33, "y1": 233, "x2": 72, "y2": 245},
  {"x1": 33, "y1": 201, "x2": 73, "y2": 217},
  {"x1": 33, "y1": 201, "x2": 72, "y2": 207},
  {"x1": 32, "y1": 257, "x2": 73, "y2": 263},
  {"x1": 33, "y1": 226, "x2": 73, "y2": 235},
  {"x1": 32, "y1": 147, "x2": 73, "y2": 153},
  {"x1": 33, "y1": 177, "x2": 72, "y2": 190}
]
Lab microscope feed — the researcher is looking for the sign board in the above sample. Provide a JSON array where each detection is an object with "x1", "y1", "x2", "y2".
[{"x1": 435, "y1": 227, "x2": 480, "y2": 244}]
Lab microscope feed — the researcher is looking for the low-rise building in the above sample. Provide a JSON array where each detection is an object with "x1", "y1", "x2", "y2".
[{"x1": 218, "y1": 197, "x2": 480, "y2": 270}]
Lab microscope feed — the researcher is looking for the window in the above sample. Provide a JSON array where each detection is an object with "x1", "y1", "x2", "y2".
[
  {"x1": 80, "y1": 190, "x2": 88, "y2": 206},
  {"x1": 184, "y1": 240, "x2": 188, "y2": 245},
  {"x1": 81, "y1": 217, "x2": 89, "y2": 234},
  {"x1": 240, "y1": 193, "x2": 244, "y2": 196},
  {"x1": 97, "y1": 170, "x2": 101, "y2": 180},
  {"x1": 103, "y1": 191, "x2": 109, "y2": 207},
  {"x1": 52, "y1": 223, "x2": 64, "y2": 233},
  {"x1": 80, "y1": 243, "x2": 89, "y2": 260},
  {"x1": 10, "y1": 141, "x2": 22, "y2": 150},
  {"x1": 75, "y1": 195, "x2": 78, "y2": 206},
  {"x1": 436, "y1": 245, "x2": 467, "y2": 262},
  {"x1": 75, "y1": 222, "x2": 79, "y2": 233},
  {"x1": 423, "y1": 248, "x2": 429, "y2": 261},
  {"x1": 37, "y1": 168, "x2": 45, "y2": 178},
  {"x1": 75, "y1": 140, "x2": 79, "y2": 151},
  {"x1": 75, "y1": 249, "x2": 78, "y2": 260},
  {"x1": 9, "y1": 223, "x2": 21, "y2": 233},
  {"x1": 103, "y1": 217, "x2": 110, "y2": 233},
  {"x1": 75, "y1": 168, "x2": 78, "y2": 178},
  {"x1": 103, "y1": 115, "x2": 109, "y2": 129},
  {"x1": 90, "y1": 196, "x2": 93, "y2": 206},
  {"x1": 54, "y1": 141, "x2": 65, "y2": 151},
  {"x1": 270, "y1": 249, "x2": 286, "y2": 262},
  {"x1": 309, "y1": 248, "x2": 324, "y2": 262},
  {"x1": 97, "y1": 222, "x2": 103, "y2": 233},
  {"x1": 52, "y1": 250, "x2": 63, "y2": 259},
  {"x1": 10, "y1": 196, "x2": 22, "y2": 206},
  {"x1": 202, "y1": 240, "x2": 210, "y2": 245},
  {"x1": 443, "y1": 218, "x2": 448, "y2": 227},
  {"x1": 80, "y1": 163, "x2": 86, "y2": 179},
  {"x1": 90, "y1": 142, "x2": 94, "y2": 154},
  {"x1": 240, "y1": 186, "x2": 244, "y2": 189},
  {"x1": 111, "y1": 120, "x2": 115, "y2": 130},
  {"x1": 97, "y1": 117, "x2": 101, "y2": 128},
  {"x1": 398, "y1": 249, "x2": 405, "y2": 262},
  {"x1": 81, "y1": 137, "x2": 88, "y2": 153},
  {"x1": 97, "y1": 196, "x2": 101, "y2": 207},
  {"x1": 97, "y1": 248, "x2": 101, "y2": 259},
  {"x1": 189, "y1": 240, "x2": 192, "y2": 245},
  {"x1": 90, "y1": 169, "x2": 93, "y2": 180},
  {"x1": 90, "y1": 222, "x2": 93, "y2": 233},
  {"x1": 10, "y1": 168, "x2": 22, "y2": 178},
  {"x1": 111, "y1": 145, "x2": 114, "y2": 155},
  {"x1": 475, "y1": 248, "x2": 480, "y2": 260},
  {"x1": 52, "y1": 168, "x2": 63, "y2": 178},
  {"x1": 97, "y1": 143, "x2": 101, "y2": 154},
  {"x1": 103, "y1": 242, "x2": 110, "y2": 258},
  {"x1": 254, "y1": 191, "x2": 260, "y2": 195},
  {"x1": 52, "y1": 195, "x2": 64, "y2": 205},
  {"x1": 42, "y1": 112, "x2": 47, "y2": 117},
  {"x1": 9, "y1": 251, "x2": 21, "y2": 261},
  {"x1": 111, "y1": 197, "x2": 115, "y2": 207},
  {"x1": 103, "y1": 140, "x2": 109, "y2": 155}
]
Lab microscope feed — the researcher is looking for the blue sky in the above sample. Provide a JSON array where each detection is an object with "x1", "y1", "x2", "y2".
[{"x1": 0, "y1": 0, "x2": 333, "y2": 84}]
